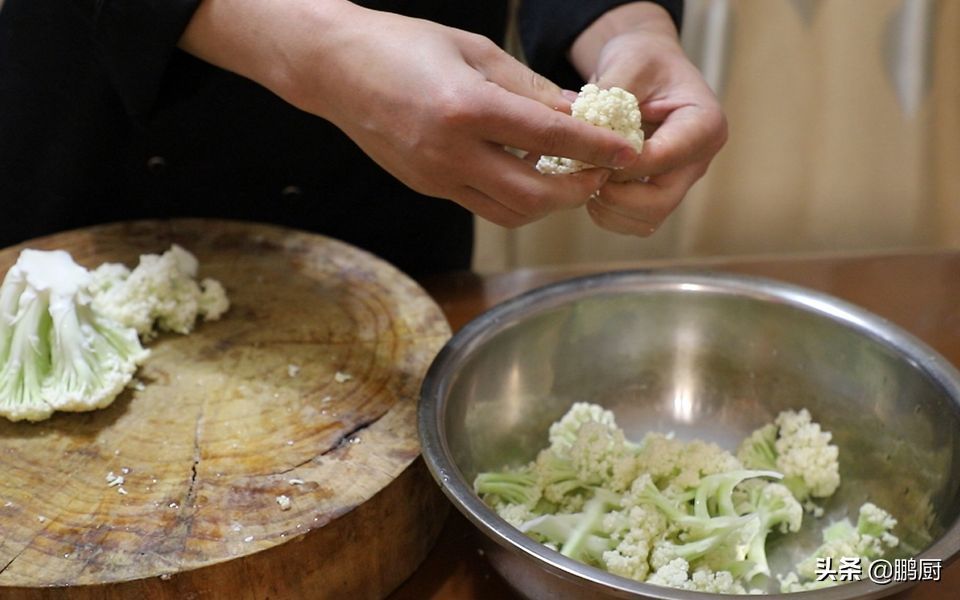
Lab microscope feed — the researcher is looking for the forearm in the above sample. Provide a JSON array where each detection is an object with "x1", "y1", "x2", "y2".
[
  {"x1": 177, "y1": 0, "x2": 360, "y2": 117},
  {"x1": 569, "y1": 2, "x2": 679, "y2": 81}
]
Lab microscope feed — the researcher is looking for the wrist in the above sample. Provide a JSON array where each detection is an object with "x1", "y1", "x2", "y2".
[{"x1": 569, "y1": 2, "x2": 679, "y2": 81}]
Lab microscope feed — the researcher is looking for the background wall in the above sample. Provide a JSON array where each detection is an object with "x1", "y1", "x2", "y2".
[{"x1": 475, "y1": 0, "x2": 960, "y2": 271}]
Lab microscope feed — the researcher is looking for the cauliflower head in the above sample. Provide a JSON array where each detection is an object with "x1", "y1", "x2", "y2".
[
  {"x1": 536, "y1": 84, "x2": 643, "y2": 175},
  {"x1": 90, "y1": 244, "x2": 229, "y2": 340},
  {"x1": 0, "y1": 249, "x2": 149, "y2": 421}
]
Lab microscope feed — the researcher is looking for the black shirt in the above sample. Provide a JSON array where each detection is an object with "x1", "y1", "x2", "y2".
[{"x1": 0, "y1": 0, "x2": 681, "y2": 276}]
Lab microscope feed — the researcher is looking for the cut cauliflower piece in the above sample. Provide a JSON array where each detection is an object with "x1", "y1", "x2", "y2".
[
  {"x1": 0, "y1": 249, "x2": 149, "y2": 422},
  {"x1": 780, "y1": 502, "x2": 899, "y2": 591},
  {"x1": 548, "y1": 401, "x2": 619, "y2": 453},
  {"x1": 90, "y1": 244, "x2": 229, "y2": 340},
  {"x1": 738, "y1": 408, "x2": 840, "y2": 508},
  {"x1": 536, "y1": 84, "x2": 644, "y2": 175}
]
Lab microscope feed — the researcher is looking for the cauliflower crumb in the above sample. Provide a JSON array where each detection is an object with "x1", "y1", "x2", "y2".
[
  {"x1": 106, "y1": 471, "x2": 125, "y2": 487},
  {"x1": 536, "y1": 84, "x2": 643, "y2": 175},
  {"x1": 117, "y1": 487, "x2": 128, "y2": 496},
  {"x1": 288, "y1": 478, "x2": 305, "y2": 486},
  {"x1": 287, "y1": 364, "x2": 301, "y2": 378},
  {"x1": 276, "y1": 495, "x2": 292, "y2": 510},
  {"x1": 334, "y1": 371, "x2": 352, "y2": 384}
]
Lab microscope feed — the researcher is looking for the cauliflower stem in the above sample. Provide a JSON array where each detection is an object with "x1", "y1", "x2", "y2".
[{"x1": 0, "y1": 250, "x2": 149, "y2": 421}]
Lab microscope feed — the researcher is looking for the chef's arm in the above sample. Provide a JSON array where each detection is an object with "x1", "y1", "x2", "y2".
[{"x1": 176, "y1": 0, "x2": 637, "y2": 228}]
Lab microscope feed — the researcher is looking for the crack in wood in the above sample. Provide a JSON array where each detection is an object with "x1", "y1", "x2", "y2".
[
  {"x1": 271, "y1": 416, "x2": 382, "y2": 477},
  {"x1": 0, "y1": 546, "x2": 25, "y2": 578}
]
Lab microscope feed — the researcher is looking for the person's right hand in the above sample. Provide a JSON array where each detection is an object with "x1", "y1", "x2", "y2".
[{"x1": 181, "y1": 0, "x2": 637, "y2": 227}]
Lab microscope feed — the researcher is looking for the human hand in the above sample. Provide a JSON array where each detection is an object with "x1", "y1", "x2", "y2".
[
  {"x1": 181, "y1": 0, "x2": 642, "y2": 227},
  {"x1": 569, "y1": 3, "x2": 728, "y2": 236}
]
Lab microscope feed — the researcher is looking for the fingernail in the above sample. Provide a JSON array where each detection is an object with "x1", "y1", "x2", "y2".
[
  {"x1": 613, "y1": 147, "x2": 636, "y2": 168},
  {"x1": 561, "y1": 89, "x2": 579, "y2": 102}
]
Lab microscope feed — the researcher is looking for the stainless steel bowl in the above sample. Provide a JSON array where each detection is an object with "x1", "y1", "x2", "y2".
[{"x1": 419, "y1": 271, "x2": 960, "y2": 599}]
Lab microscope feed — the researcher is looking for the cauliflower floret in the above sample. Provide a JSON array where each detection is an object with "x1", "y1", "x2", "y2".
[
  {"x1": 785, "y1": 502, "x2": 899, "y2": 590},
  {"x1": 536, "y1": 84, "x2": 643, "y2": 175},
  {"x1": 602, "y1": 530, "x2": 653, "y2": 581},
  {"x1": 738, "y1": 408, "x2": 840, "y2": 506},
  {"x1": 635, "y1": 432, "x2": 742, "y2": 495},
  {"x1": 475, "y1": 403, "x2": 898, "y2": 596},
  {"x1": 647, "y1": 558, "x2": 746, "y2": 594},
  {"x1": 548, "y1": 401, "x2": 619, "y2": 452},
  {"x1": 496, "y1": 502, "x2": 539, "y2": 529},
  {"x1": 0, "y1": 249, "x2": 149, "y2": 421},
  {"x1": 90, "y1": 244, "x2": 229, "y2": 340},
  {"x1": 569, "y1": 420, "x2": 639, "y2": 492},
  {"x1": 600, "y1": 504, "x2": 667, "y2": 581}
]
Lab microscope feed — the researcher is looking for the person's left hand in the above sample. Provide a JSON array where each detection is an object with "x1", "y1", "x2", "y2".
[{"x1": 569, "y1": 3, "x2": 728, "y2": 236}]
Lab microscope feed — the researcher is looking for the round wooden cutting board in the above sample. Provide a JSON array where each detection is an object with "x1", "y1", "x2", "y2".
[{"x1": 0, "y1": 220, "x2": 452, "y2": 599}]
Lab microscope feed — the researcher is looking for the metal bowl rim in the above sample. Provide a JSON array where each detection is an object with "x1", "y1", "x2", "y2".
[{"x1": 418, "y1": 269, "x2": 960, "y2": 599}]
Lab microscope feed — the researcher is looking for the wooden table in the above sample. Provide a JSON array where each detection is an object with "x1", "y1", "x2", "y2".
[{"x1": 392, "y1": 249, "x2": 960, "y2": 599}]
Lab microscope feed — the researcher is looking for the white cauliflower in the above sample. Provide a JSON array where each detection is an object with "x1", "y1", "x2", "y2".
[
  {"x1": 647, "y1": 558, "x2": 746, "y2": 594},
  {"x1": 738, "y1": 408, "x2": 840, "y2": 508},
  {"x1": 90, "y1": 244, "x2": 229, "y2": 340},
  {"x1": 569, "y1": 420, "x2": 639, "y2": 493},
  {"x1": 601, "y1": 503, "x2": 668, "y2": 581},
  {"x1": 0, "y1": 250, "x2": 149, "y2": 421},
  {"x1": 635, "y1": 432, "x2": 742, "y2": 494},
  {"x1": 536, "y1": 84, "x2": 644, "y2": 175}
]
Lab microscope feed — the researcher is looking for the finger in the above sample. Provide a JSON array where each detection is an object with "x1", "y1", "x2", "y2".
[
  {"x1": 451, "y1": 185, "x2": 536, "y2": 229},
  {"x1": 591, "y1": 161, "x2": 707, "y2": 224},
  {"x1": 468, "y1": 40, "x2": 573, "y2": 111},
  {"x1": 469, "y1": 86, "x2": 639, "y2": 170},
  {"x1": 470, "y1": 145, "x2": 611, "y2": 216},
  {"x1": 625, "y1": 102, "x2": 727, "y2": 178},
  {"x1": 585, "y1": 200, "x2": 659, "y2": 237}
]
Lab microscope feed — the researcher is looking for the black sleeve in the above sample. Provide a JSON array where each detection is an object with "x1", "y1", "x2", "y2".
[
  {"x1": 519, "y1": 0, "x2": 683, "y2": 90},
  {"x1": 79, "y1": 0, "x2": 202, "y2": 116}
]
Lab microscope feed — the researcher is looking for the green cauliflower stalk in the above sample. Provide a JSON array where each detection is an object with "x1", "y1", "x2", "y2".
[
  {"x1": 474, "y1": 470, "x2": 541, "y2": 506},
  {"x1": 741, "y1": 482, "x2": 804, "y2": 581},
  {"x1": 641, "y1": 470, "x2": 784, "y2": 580},
  {"x1": 0, "y1": 250, "x2": 149, "y2": 422},
  {"x1": 520, "y1": 488, "x2": 621, "y2": 564}
]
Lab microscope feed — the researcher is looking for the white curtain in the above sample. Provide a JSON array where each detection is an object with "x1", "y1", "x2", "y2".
[{"x1": 475, "y1": 0, "x2": 960, "y2": 271}]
